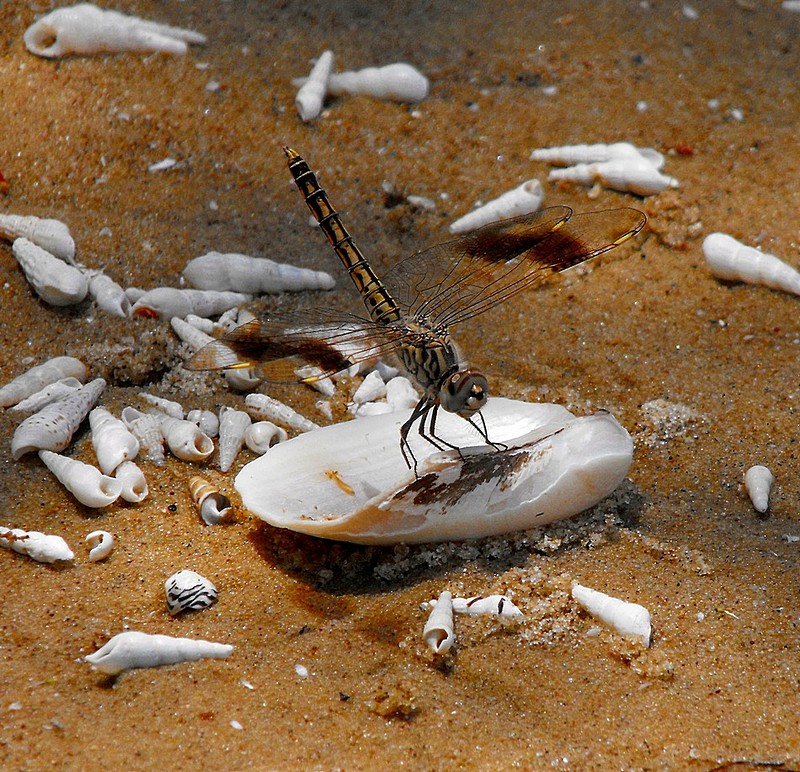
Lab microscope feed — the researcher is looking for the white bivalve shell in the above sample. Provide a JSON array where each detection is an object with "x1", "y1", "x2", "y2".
[
  {"x1": 295, "y1": 49, "x2": 334, "y2": 122},
  {"x1": 235, "y1": 398, "x2": 633, "y2": 545},
  {"x1": 0, "y1": 355, "x2": 87, "y2": 408},
  {"x1": 548, "y1": 158, "x2": 679, "y2": 196},
  {"x1": 449, "y1": 179, "x2": 544, "y2": 234},
  {"x1": 0, "y1": 525, "x2": 74, "y2": 563},
  {"x1": 183, "y1": 251, "x2": 336, "y2": 294},
  {"x1": 571, "y1": 583, "x2": 652, "y2": 647},
  {"x1": 38, "y1": 450, "x2": 123, "y2": 508},
  {"x1": 84, "y1": 631, "x2": 232, "y2": 675},
  {"x1": 0, "y1": 214, "x2": 75, "y2": 261},
  {"x1": 24, "y1": 3, "x2": 207, "y2": 58},
  {"x1": 89, "y1": 407, "x2": 140, "y2": 474},
  {"x1": 131, "y1": 288, "x2": 252, "y2": 319},
  {"x1": 11, "y1": 378, "x2": 105, "y2": 459},
  {"x1": 217, "y1": 407, "x2": 251, "y2": 472},
  {"x1": 164, "y1": 569, "x2": 218, "y2": 615},
  {"x1": 322, "y1": 63, "x2": 430, "y2": 102},
  {"x1": 12, "y1": 238, "x2": 88, "y2": 306}
]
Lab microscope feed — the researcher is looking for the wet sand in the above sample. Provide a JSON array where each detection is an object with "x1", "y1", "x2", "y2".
[{"x1": 1, "y1": 1, "x2": 800, "y2": 769}]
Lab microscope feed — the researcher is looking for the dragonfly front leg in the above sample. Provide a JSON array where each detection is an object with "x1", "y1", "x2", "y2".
[
  {"x1": 468, "y1": 410, "x2": 508, "y2": 452},
  {"x1": 400, "y1": 396, "x2": 438, "y2": 473}
]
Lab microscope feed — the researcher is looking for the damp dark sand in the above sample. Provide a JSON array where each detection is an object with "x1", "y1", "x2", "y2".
[{"x1": 1, "y1": 1, "x2": 799, "y2": 768}]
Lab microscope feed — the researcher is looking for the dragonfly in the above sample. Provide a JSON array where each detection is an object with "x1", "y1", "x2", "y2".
[{"x1": 187, "y1": 147, "x2": 646, "y2": 471}]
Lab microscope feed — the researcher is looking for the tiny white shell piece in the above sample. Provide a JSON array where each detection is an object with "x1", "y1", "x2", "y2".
[
  {"x1": 38, "y1": 449, "x2": 123, "y2": 508},
  {"x1": 10, "y1": 377, "x2": 83, "y2": 413},
  {"x1": 158, "y1": 415, "x2": 214, "y2": 461},
  {"x1": 324, "y1": 63, "x2": 429, "y2": 102},
  {"x1": 385, "y1": 376, "x2": 419, "y2": 412},
  {"x1": 244, "y1": 393, "x2": 319, "y2": 433},
  {"x1": 189, "y1": 476, "x2": 233, "y2": 525},
  {"x1": 183, "y1": 252, "x2": 336, "y2": 294},
  {"x1": 0, "y1": 525, "x2": 74, "y2": 563},
  {"x1": 0, "y1": 214, "x2": 75, "y2": 261},
  {"x1": 423, "y1": 591, "x2": 455, "y2": 654},
  {"x1": 12, "y1": 238, "x2": 89, "y2": 306},
  {"x1": 548, "y1": 158, "x2": 679, "y2": 196},
  {"x1": 449, "y1": 179, "x2": 544, "y2": 234},
  {"x1": 236, "y1": 399, "x2": 633, "y2": 545},
  {"x1": 184, "y1": 314, "x2": 216, "y2": 334},
  {"x1": 164, "y1": 569, "x2": 218, "y2": 615},
  {"x1": 115, "y1": 460, "x2": 148, "y2": 503},
  {"x1": 218, "y1": 407, "x2": 251, "y2": 472},
  {"x1": 244, "y1": 421, "x2": 288, "y2": 454},
  {"x1": 187, "y1": 409, "x2": 220, "y2": 437},
  {"x1": 11, "y1": 378, "x2": 106, "y2": 459},
  {"x1": 295, "y1": 364, "x2": 336, "y2": 396},
  {"x1": 24, "y1": 3, "x2": 207, "y2": 59},
  {"x1": 0, "y1": 355, "x2": 87, "y2": 408},
  {"x1": 352, "y1": 370, "x2": 386, "y2": 405},
  {"x1": 138, "y1": 393, "x2": 183, "y2": 419},
  {"x1": 171, "y1": 315, "x2": 215, "y2": 351},
  {"x1": 703, "y1": 233, "x2": 800, "y2": 297},
  {"x1": 295, "y1": 50, "x2": 334, "y2": 122},
  {"x1": 571, "y1": 583, "x2": 651, "y2": 647},
  {"x1": 531, "y1": 142, "x2": 664, "y2": 170},
  {"x1": 85, "y1": 270, "x2": 131, "y2": 317},
  {"x1": 744, "y1": 464, "x2": 774, "y2": 514},
  {"x1": 353, "y1": 401, "x2": 393, "y2": 418},
  {"x1": 85, "y1": 530, "x2": 114, "y2": 561},
  {"x1": 451, "y1": 595, "x2": 524, "y2": 622},
  {"x1": 89, "y1": 407, "x2": 140, "y2": 474},
  {"x1": 131, "y1": 288, "x2": 252, "y2": 319},
  {"x1": 121, "y1": 407, "x2": 165, "y2": 465},
  {"x1": 84, "y1": 631, "x2": 232, "y2": 675}
]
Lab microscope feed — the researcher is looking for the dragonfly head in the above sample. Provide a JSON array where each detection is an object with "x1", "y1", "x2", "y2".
[{"x1": 439, "y1": 368, "x2": 488, "y2": 418}]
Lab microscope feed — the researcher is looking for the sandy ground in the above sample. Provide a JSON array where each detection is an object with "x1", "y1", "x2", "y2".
[{"x1": 1, "y1": 0, "x2": 800, "y2": 769}]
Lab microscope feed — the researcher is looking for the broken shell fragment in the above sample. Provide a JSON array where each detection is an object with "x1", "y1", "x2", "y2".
[
  {"x1": 164, "y1": 569, "x2": 218, "y2": 615},
  {"x1": 84, "y1": 631, "x2": 232, "y2": 675},
  {"x1": 0, "y1": 525, "x2": 74, "y2": 563},
  {"x1": 236, "y1": 398, "x2": 633, "y2": 545},
  {"x1": 24, "y1": 3, "x2": 207, "y2": 59},
  {"x1": 744, "y1": 464, "x2": 774, "y2": 514},
  {"x1": 89, "y1": 406, "x2": 140, "y2": 474},
  {"x1": 571, "y1": 583, "x2": 651, "y2": 647},
  {"x1": 703, "y1": 232, "x2": 800, "y2": 297},
  {"x1": 189, "y1": 476, "x2": 233, "y2": 525},
  {"x1": 351, "y1": 370, "x2": 386, "y2": 405},
  {"x1": 295, "y1": 49, "x2": 334, "y2": 122},
  {"x1": 423, "y1": 591, "x2": 455, "y2": 654},
  {"x1": 182, "y1": 251, "x2": 335, "y2": 294},
  {"x1": 12, "y1": 238, "x2": 88, "y2": 306},
  {"x1": 451, "y1": 595, "x2": 524, "y2": 622},
  {"x1": 548, "y1": 158, "x2": 679, "y2": 196},
  {"x1": 0, "y1": 213, "x2": 75, "y2": 261},
  {"x1": 0, "y1": 355, "x2": 87, "y2": 408},
  {"x1": 131, "y1": 287, "x2": 251, "y2": 319},
  {"x1": 449, "y1": 179, "x2": 544, "y2": 234},
  {"x1": 217, "y1": 407, "x2": 251, "y2": 472},
  {"x1": 39, "y1": 450, "x2": 123, "y2": 508},
  {"x1": 85, "y1": 530, "x2": 114, "y2": 561},
  {"x1": 115, "y1": 460, "x2": 149, "y2": 503}
]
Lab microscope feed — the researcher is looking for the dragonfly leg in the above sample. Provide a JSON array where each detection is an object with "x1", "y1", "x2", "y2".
[
  {"x1": 469, "y1": 410, "x2": 508, "y2": 452},
  {"x1": 400, "y1": 397, "x2": 437, "y2": 473}
]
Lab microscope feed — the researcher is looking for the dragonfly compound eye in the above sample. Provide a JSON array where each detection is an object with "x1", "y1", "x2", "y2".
[{"x1": 441, "y1": 369, "x2": 488, "y2": 417}]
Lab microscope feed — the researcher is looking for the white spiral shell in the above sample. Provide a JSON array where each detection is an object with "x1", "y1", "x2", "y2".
[
  {"x1": 86, "y1": 270, "x2": 131, "y2": 318},
  {"x1": 38, "y1": 449, "x2": 123, "y2": 508},
  {"x1": 138, "y1": 393, "x2": 183, "y2": 419},
  {"x1": 0, "y1": 355, "x2": 87, "y2": 408},
  {"x1": 164, "y1": 569, "x2": 218, "y2": 615},
  {"x1": 244, "y1": 421, "x2": 288, "y2": 454},
  {"x1": 121, "y1": 407, "x2": 165, "y2": 466},
  {"x1": 295, "y1": 50, "x2": 334, "y2": 122},
  {"x1": 189, "y1": 475, "x2": 233, "y2": 525},
  {"x1": 218, "y1": 407, "x2": 251, "y2": 472},
  {"x1": 131, "y1": 287, "x2": 252, "y2": 319},
  {"x1": 450, "y1": 595, "x2": 524, "y2": 622},
  {"x1": 9, "y1": 377, "x2": 83, "y2": 414},
  {"x1": 0, "y1": 213, "x2": 75, "y2": 261},
  {"x1": 744, "y1": 464, "x2": 774, "y2": 514},
  {"x1": 0, "y1": 525, "x2": 74, "y2": 563},
  {"x1": 84, "y1": 631, "x2": 232, "y2": 675},
  {"x1": 423, "y1": 591, "x2": 455, "y2": 654},
  {"x1": 325, "y1": 63, "x2": 429, "y2": 102},
  {"x1": 531, "y1": 142, "x2": 664, "y2": 170},
  {"x1": 351, "y1": 370, "x2": 386, "y2": 405},
  {"x1": 182, "y1": 251, "x2": 336, "y2": 294},
  {"x1": 158, "y1": 415, "x2": 214, "y2": 461},
  {"x1": 24, "y1": 3, "x2": 207, "y2": 59},
  {"x1": 11, "y1": 378, "x2": 106, "y2": 459},
  {"x1": 12, "y1": 238, "x2": 89, "y2": 306},
  {"x1": 186, "y1": 409, "x2": 220, "y2": 438},
  {"x1": 548, "y1": 158, "x2": 679, "y2": 196},
  {"x1": 85, "y1": 530, "x2": 114, "y2": 561},
  {"x1": 115, "y1": 460, "x2": 149, "y2": 503},
  {"x1": 571, "y1": 583, "x2": 651, "y2": 646},
  {"x1": 244, "y1": 393, "x2": 319, "y2": 433},
  {"x1": 89, "y1": 407, "x2": 140, "y2": 474},
  {"x1": 449, "y1": 179, "x2": 544, "y2": 234}
]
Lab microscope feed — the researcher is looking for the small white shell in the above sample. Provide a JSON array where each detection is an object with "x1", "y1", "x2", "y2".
[
  {"x1": 189, "y1": 475, "x2": 233, "y2": 525},
  {"x1": 89, "y1": 407, "x2": 140, "y2": 474},
  {"x1": 294, "y1": 365, "x2": 336, "y2": 396},
  {"x1": 85, "y1": 270, "x2": 131, "y2": 317},
  {"x1": 449, "y1": 179, "x2": 544, "y2": 234},
  {"x1": 115, "y1": 460, "x2": 149, "y2": 503},
  {"x1": 0, "y1": 355, "x2": 87, "y2": 408},
  {"x1": 12, "y1": 238, "x2": 89, "y2": 306},
  {"x1": 385, "y1": 376, "x2": 419, "y2": 412},
  {"x1": 184, "y1": 314, "x2": 216, "y2": 334},
  {"x1": 24, "y1": 3, "x2": 207, "y2": 58},
  {"x1": 451, "y1": 595, "x2": 524, "y2": 622},
  {"x1": 131, "y1": 288, "x2": 252, "y2": 319},
  {"x1": 352, "y1": 370, "x2": 386, "y2": 405},
  {"x1": 244, "y1": 421, "x2": 288, "y2": 454},
  {"x1": 164, "y1": 569, "x2": 218, "y2": 615},
  {"x1": 548, "y1": 158, "x2": 679, "y2": 196},
  {"x1": 138, "y1": 393, "x2": 183, "y2": 419},
  {"x1": 183, "y1": 252, "x2": 335, "y2": 294},
  {"x1": 121, "y1": 407, "x2": 165, "y2": 465},
  {"x1": 244, "y1": 393, "x2": 319, "y2": 433},
  {"x1": 9, "y1": 377, "x2": 83, "y2": 414},
  {"x1": 295, "y1": 50, "x2": 334, "y2": 122},
  {"x1": 744, "y1": 464, "x2": 774, "y2": 514},
  {"x1": 85, "y1": 530, "x2": 114, "y2": 561},
  {"x1": 323, "y1": 63, "x2": 429, "y2": 102},
  {"x1": 531, "y1": 142, "x2": 664, "y2": 170},
  {"x1": 352, "y1": 401, "x2": 393, "y2": 418},
  {"x1": 703, "y1": 233, "x2": 800, "y2": 297},
  {"x1": 38, "y1": 449, "x2": 122, "y2": 508},
  {"x1": 571, "y1": 583, "x2": 651, "y2": 647},
  {"x1": 11, "y1": 378, "x2": 105, "y2": 459},
  {"x1": 0, "y1": 525, "x2": 74, "y2": 563},
  {"x1": 84, "y1": 631, "x2": 232, "y2": 675},
  {"x1": 236, "y1": 399, "x2": 633, "y2": 545},
  {"x1": 423, "y1": 591, "x2": 455, "y2": 654},
  {"x1": 186, "y1": 409, "x2": 220, "y2": 437},
  {"x1": 158, "y1": 415, "x2": 214, "y2": 461},
  {"x1": 0, "y1": 214, "x2": 75, "y2": 261},
  {"x1": 218, "y1": 407, "x2": 251, "y2": 472}
]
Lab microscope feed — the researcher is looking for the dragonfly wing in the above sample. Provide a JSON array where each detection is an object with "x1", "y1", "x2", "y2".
[{"x1": 382, "y1": 206, "x2": 645, "y2": 328}]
